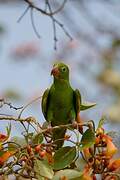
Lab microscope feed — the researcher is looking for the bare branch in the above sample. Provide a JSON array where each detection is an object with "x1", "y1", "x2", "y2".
[
  {"x1": 0, "y1": 98, "x2": 23, "y2": 110},
  {"x1": 0, "y1": 116, "x2": 29, "y2": 122},
  {"x1": 30, "y1": 7, "x2": 41, "y2": 38},
  {"x1": 17, "y1": 5, "x2": 30, "y2": 23},
  {"x1": 18, "y1": 96, "x2": 42, "y2": 119},
  {"x1": 46, "y1": 0, "x2": 72, "y2": 49},
  {"x1": 39, "y1": 122, "x2": 89, "y2": 134},
  {"x1": 24, "y1": 0, "x2": 67, "y2": 16},
  {"x1": 18, "y1": 0, "x2": 72, "y2": 49}
]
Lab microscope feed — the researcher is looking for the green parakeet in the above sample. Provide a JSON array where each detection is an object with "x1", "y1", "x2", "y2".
[{"x1": 41, "y1": 62, "x2": 96, "y2": 149}]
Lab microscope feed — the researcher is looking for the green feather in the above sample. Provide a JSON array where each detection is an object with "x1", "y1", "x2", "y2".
[{"x1": 41, "y1": 88, "x2": 49, "y2": 120}]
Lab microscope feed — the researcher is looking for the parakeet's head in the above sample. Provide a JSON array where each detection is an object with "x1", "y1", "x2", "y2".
[{"x1": 51, "y1": 62, "x2": 69, "y2": 80}]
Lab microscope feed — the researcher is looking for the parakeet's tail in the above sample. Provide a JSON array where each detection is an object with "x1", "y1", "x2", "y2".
[
  {"x1": 52, "y1": 128, "x2": 66, "y2": 150},
  {"x1": 75, "y1": 113, "x2": 83, "y2": 134}
]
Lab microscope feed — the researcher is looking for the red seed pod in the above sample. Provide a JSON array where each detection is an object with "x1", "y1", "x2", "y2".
[
  {"x1": 39, "y1": 150, "x2": 46, "y2": 158},
  {"x1": 35, "y1": 144, "x2": 41, "y2": 153}
]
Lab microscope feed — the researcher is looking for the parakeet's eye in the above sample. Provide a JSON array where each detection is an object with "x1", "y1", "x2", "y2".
[{"x1": 61, "y1": 67, "x2": 66, "y2": 72}]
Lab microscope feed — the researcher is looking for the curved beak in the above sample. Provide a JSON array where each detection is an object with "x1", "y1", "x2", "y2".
[{"x1": 51, "y1": 67, "x2": 60, "y2": 77}]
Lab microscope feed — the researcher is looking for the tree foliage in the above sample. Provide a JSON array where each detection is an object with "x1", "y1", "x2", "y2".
[{"x1": 0, "y1": 98, "x2": 120, "y2": 180}]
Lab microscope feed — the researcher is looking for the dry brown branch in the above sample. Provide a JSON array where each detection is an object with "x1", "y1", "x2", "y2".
[
  {"x1": 24, "y1": 0, "x2": 67, "y2": 16},
  {"x1": 0, "y1": 98, "x2": 23, "y2": 110},
  {"x1": 18, "y1": 0, "x2": 72, "y2": 49},
  {"x1": 18, "y1": 96, "x2": 42, "y2": 119},
  {"x1": 0, "y1": 115, "x2": 35, "y2": 123}
]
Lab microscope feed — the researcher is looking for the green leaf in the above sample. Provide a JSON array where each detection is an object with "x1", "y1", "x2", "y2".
[
  {"x1": 32, "y1": 133, "x2": 43, "y2": 145},
  {"x1": 75, "y1": 157, "x2": 86, "y2": 171},
  {"x1": 97, "y1": 116, "x2": 106, "y2": 129},
  {"x1": 53, "y1": 169, "x2": 83, "y2": 180},
  {"x1": 34, "y1": 159, "x2": 54, "y2": 179},
  {"x1": 7, "y1": 145, "x2": 18, "y2": 152},
  {"x1": 6, "y1": 123, "x2": 11, "y2": 137},
  {"x1": 53, "y1": 146, "x2": 76, "y2": 170},
  {"x1": 80, "y1": 102, "x2": 96, "y2": 111},
  {"x1": 80, "y1": 129, "x2": 95, "y2": 150}
]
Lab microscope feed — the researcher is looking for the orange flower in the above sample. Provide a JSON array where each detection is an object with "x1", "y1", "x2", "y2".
[
  {"x1": 105, "y1": 138, "x2": 117, "y2": 157},
  {"x1": 108, "y1": 159, "x2": 120, "y2": 171},
  {"x1": 0, "y1": 151, "x2": 15, "y2": 166},
  {"x1": 83, "y1": 165, "x2": 93, "y2": 180},
  {"x1": 82, "y1": 174, "x2": 93, "y2": 180},
  {"x1": 0, "y1": 134, "x2": 8, "y2": 142},
  {"x1": 95, "y1": 136, "x2": 100, "y2": 145},
  {"x1": 101, "y1": 134, "x2": 117, "y2": 157},
  {"x1": 102, "y1": 134, "x2": 112, "y2": 142}
]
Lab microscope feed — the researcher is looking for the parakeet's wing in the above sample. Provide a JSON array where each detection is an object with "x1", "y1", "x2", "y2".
[
  {"x1": 74, "y1": 89, "x2": 96, "y2": 134},
  {"x1": 74, "y1": 89, "x2": 96, "y2": 112},
  {"x1": 41, "y1": 88, "x2": 50, "y2": 120},
  {"x1": 74, "y1": 89, "x2": 81, "y2": 114}
]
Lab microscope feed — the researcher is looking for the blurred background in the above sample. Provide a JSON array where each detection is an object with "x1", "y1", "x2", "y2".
[{"x1": 0, "y1": 0, "x2": 120, "y2": 137}]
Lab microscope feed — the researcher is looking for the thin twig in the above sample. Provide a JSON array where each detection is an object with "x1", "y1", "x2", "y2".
[
  {"x1": 18, "y1": 96, "x2": 42, "y2": 119},
  {"x1": 0, "y1": 116, "x2": 35, "y2": 123},
  {"x1": 24, "y1": 0, "x2": 67, "y2": 16},
  {"x1": 39, "y1": 122, "x2": 89, "y2": 134},
  {"x1": 46, "y1": 0, "x2": 58, "y2": 49},
  {"x1": 2, "y1": 141, "x2": 21, "y2": 148},
  {"x1": 17, "y1": 5, "x2": 30, "y2": 23},
  {"x1": 46, "y1": 0, "x2": 72, "y2": 49},
  {"x1": 17, "y1": 96, "x2": 42, "y2": 134},
  {"x1": 30, "y1": 7, "x2": 41, "y2": 38},
  {"x1": 55, "y1": 18, "x2": 73, "y2": 40},
  {"x1": 19, "y1": 0, "x2": 72, "y2": 49},
  {"x1": 0, "y1": 98, "x2": 23, "y2": 110}
]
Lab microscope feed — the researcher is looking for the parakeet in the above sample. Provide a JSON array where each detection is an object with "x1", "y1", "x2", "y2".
[{"x1": 41, "y1": 62, "x2": 95, "y2": 149}]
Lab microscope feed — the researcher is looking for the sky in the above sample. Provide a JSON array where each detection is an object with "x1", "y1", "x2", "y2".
[{"x1": 0, "y1": 2, "x2": 119, "y2": 136}]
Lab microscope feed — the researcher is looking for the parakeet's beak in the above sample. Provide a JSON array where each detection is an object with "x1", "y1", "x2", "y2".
[{"x1": 51, "y1": 67, "x2": 60, "y2": 77}]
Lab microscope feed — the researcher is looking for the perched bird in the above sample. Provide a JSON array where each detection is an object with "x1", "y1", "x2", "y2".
[{"x1": 41, "y1": 62, "x2": 95, "y2": 149}]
